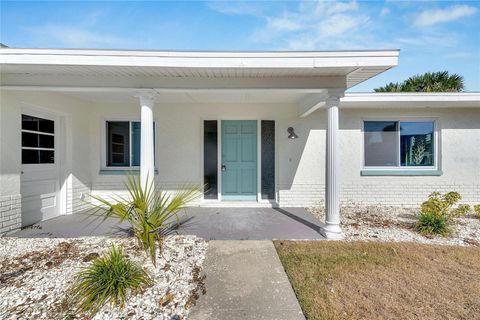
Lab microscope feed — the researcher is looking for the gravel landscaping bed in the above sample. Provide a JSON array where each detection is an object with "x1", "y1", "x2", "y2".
[
  {"x1": 309, "y1": 206, "x2": 480, "y2": 246},
  {"x1": 0, "y1": 235, "x2": 208, "y2": 320}
]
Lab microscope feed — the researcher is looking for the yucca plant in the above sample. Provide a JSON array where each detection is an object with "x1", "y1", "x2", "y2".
[
  {"x1": 416, "y1": 211, "x2": 450, "y2": 236},
  {"x1": 71, "y1": 244, "x2": 152, "y2": 317},
  {"x1": 91, "y1": 175, "x2": 202, "y2": 265},
  {"x1": 474, "y1": 204, "x2": 480, "y2": 219}
]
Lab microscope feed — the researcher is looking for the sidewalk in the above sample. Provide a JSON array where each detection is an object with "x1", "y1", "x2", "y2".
[{"x1": 189, "y1": 240, "x2": 305, "y2": 320}]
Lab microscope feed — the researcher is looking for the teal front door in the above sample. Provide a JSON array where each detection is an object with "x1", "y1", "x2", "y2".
[{"x1": 221, "y1": 120, "x2": 257, "y2": 201}]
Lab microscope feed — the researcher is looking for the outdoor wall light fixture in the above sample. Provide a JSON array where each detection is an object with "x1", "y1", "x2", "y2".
[{"x1": 287, "y1": 127, "x2": 298, "y2": 139}]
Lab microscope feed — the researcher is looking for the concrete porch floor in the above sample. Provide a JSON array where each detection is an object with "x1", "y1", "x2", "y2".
[{"x1": 11, "y1": 207, "x2": 325, "y2": 240}]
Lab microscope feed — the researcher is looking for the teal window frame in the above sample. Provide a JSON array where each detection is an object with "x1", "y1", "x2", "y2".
[
  {"x1": 105, "y1": 120, "x2": 156, "y2": 169},
  {"x1": 362, "y1": 118, "x2": 439, "y2": 173}
]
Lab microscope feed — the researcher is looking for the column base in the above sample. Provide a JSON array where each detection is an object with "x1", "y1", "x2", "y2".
[{"x1": 319, "y1": 223, "x2": 344, "y2": 240}]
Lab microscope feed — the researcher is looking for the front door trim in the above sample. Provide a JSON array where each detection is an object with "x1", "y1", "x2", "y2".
[{"x1": 201, "y1": 118, "x2": 279, "y2": 203}]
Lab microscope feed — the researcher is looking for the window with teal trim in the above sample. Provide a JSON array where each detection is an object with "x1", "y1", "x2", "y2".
[
  {"x1": 364, "y1": 120, "x2": 436, "y2": 168},
  {"x1": 106, "y1": 121, "x2": 155, "y2": 168}
]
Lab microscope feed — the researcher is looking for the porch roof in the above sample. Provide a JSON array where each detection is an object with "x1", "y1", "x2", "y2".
[{"x1": 0, "y1": 48, "x2": 399, "y2": 89}]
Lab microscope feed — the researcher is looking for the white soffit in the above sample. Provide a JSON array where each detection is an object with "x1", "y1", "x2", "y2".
[{"x1": 0, "y1": 48, "x2": 399, "y2": 89}]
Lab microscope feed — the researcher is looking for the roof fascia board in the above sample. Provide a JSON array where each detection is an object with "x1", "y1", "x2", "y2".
[
  {"x1": 0, "y1": 49, "x2": 399, "y2": 69},
  {"x1": 0, "y1": 48, "x2": 400, "y2": 58},
  {"x1": 343, "y1": 92, "x2": 480, "y2": 102}
]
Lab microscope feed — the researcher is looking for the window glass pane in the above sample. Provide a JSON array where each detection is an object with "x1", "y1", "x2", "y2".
[
  {"x1": 39, "y1": 150, "x2": 55, "y2": 163},
  {"x1": 22, "y1": 114, "x2": 54, "y2": 133},
  {"x1": 261, "y1": 120, "x2": 275, "y2": 200},
  {"x1": 22, "y1": 132, "x2": 54, "y2": 148},
  {"x1": 131, "y1": 122, "x2": 141, "y2": 167},
  {"x1": 203, "y1": 120, "x2": 218, "y2": 199},
  {"x1": 22, "y1": 149, "x2": 39, "y2": 164},
  {"x1": 22, "y1": 115, "x2": 39, "y2": 131},
  {"x1": 39, "y1": 119, "x2": 54, "y2": 134},
  {"x1": 107, "y1": 122, "x2": 130, "y2": 167},
  {"x1": 364, "y1": 121, "x2": 398, "y2": 166},
  {"x1": 131, "y1": 122, "x2": 155, "y2": 167},
  {"x1": 22, "y1": 132, "x2": 39, "y2": 148},
  {"x1": 400, "y1": 121, "x2": 434, "y2": 166}
]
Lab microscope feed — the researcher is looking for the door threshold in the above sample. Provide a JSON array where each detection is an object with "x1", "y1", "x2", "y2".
[{"x1": 200, "y1": 201, "x2": 278, "y2": 208}]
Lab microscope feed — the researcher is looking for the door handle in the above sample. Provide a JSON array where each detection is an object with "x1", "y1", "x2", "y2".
[{"x1": 221, "y1": 164, "x2": 226, "y2": 171}]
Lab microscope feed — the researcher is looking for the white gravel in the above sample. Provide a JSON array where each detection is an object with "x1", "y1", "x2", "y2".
[
  {"x1": 309, "y1": 206, "x2": 480, "y2": 246},
  {"x1": 0, "y1": 235, "x2": 208, "y2": 320}
]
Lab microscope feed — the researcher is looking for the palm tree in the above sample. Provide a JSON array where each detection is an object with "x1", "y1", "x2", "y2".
[
  {"x1": 374, "y1": 71, "x2": 464, "y2": 92},
  {"x1": 90, "y1": 175, "x2": 202, "y2": 266}
]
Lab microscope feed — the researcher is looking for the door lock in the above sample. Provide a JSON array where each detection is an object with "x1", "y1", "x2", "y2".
[{"x1": 221, "y1": 164, "x2": 226, "y2": 171}]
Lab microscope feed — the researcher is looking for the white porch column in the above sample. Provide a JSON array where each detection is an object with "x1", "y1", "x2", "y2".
[
  {"x1": 139, "y1": 95, "x2": 155, "y2": 190},
  {"x1": 321, "y1": 91, "x2": 344, "y2": 239}
]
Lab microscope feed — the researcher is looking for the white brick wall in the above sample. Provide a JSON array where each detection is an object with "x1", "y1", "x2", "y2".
[
  {"x1": 277, "y1": 183, "x2": 480, "y2": 207},
  {"x1": 0, "y1": 194, "x2": 22, "y2": 234}
]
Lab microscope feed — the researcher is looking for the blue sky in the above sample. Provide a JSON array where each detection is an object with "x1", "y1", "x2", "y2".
[{"x1": 1, "y1": 0, "x2": 479, "y2": 92}]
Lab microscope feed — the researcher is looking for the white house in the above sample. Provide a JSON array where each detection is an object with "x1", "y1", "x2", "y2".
[{"x1": 1, "y1": 48, "x2": 479, "y2": 238}]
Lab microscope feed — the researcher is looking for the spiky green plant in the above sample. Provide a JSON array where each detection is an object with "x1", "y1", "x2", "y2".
[
  {"x1": 420, "y1": 191, "x2": 462, "y2": 221},
  {"x1": 474, "y1": 204, "x2": 480, "y2": 219},
  {"x1": 71, "y1": 244, "x2": 152, "y2": 317},
  {"x1": 416, "y1": 191, "x2": 472, "y2": 236},
  {"x1": 375, "y1": 71, "x2": 464, "y2": 92},
  {"x1": 416, "y1": 211, "x2": 449, "y2": 236},
  {"x1": 453, "y1": 204, "x2": 471, "y2": 218},
  {"x1": 91, "y1": 175, "x2": 202, "y2": 265}
]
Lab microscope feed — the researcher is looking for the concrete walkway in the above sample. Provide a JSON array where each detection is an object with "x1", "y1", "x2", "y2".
[
  {"x1": 12, "y1": 207, "x2": 324, "y2": 240},
  {"x1": 189, "y1": 240, "x2": 305, "y2": 320}
]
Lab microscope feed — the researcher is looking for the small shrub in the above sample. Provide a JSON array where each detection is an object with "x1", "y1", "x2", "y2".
[
  {"x1": 416, "y1": 191, "x2": 469, "y2": 236},
  {"x1": 416, "y1": 211, "x2": 449, "y2": 236},
  {"x1": 420, "y1": 191, "x2": 461, "y2": 221},
  {"x1": 453, "y1": 204, "x2": 471, "y2": 218},
  {"x1": 474, "y1": 204, "x2": 480, "y2": 219},
  {"x1": 71, "y1": 244, "x2": 152, "y2": 317}
]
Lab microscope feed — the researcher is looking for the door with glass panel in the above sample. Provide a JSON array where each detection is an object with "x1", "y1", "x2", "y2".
[
  {"x1": 20, "y1": 111, "x2": 61, "y2": 226},
  {"x1": 221, "y1": 120, "x2": 257, "y2": 201}
]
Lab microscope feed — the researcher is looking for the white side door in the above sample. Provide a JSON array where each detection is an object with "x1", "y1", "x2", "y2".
[{"x1": 20, "y1": 110, "x2": 62, "y2": 226}]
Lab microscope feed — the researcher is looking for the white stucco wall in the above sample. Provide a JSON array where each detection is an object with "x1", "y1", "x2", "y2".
[
  {"x1": 0, "y1": 91, "x2": 92, "y2": 233},
  {"x1": 89, "y1": 101, "x2": 480, "y2": 208},
  {"x1": 1, "y1": 90, "x2": 479, "y2": 234},
  {"x1": 337, "y1": 108, "x2": 480, "y2": 207}
]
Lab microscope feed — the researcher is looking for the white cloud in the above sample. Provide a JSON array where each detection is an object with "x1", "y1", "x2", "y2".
[
  {"x1": 25, "y1": 25, "x2": 126, "y2": 47},
  {"x1": 246, "y1": 0, "x2": 371, "y2": 50},
  {"x1": 266, "y1": 17, "x2": 301, "y2": 32},
  {"x1": 311, "y1": 0, "x2": 359, "y2": 16},
  {"x1": 206, "y1": 1, "x2": 265, "y2": 16},
  {"x1": 23, "y1": 10, "x2": 127, "y2": 48},
  {"x1": 317, "y1": 13, "x2": 369, "y2": 37},
  {"x1": 380, "y1": 7, "x2": 391, "y2": 16},
  {"x1": 414, "y1": 5, "x2": 478, "y2": 27}
]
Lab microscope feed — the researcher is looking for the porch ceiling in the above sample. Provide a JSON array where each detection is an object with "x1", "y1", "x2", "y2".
[{"x1": 0, "y1": 48, "x2": 399, "y2": 89}]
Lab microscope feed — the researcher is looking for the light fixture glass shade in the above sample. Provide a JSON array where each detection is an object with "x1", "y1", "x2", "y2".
[{"x1": 287, "y1": 127, "x2": 298, "y2": 139}]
